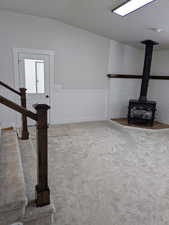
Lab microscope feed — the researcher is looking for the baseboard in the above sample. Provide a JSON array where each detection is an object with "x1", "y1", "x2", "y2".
[{"x1": 53, "y1": 116, "x2": 108, "y2": 125}]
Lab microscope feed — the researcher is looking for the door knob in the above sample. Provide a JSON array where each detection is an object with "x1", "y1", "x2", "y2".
[{"x1": 46, "y1": 95, "x2": 49, "y2": 98}]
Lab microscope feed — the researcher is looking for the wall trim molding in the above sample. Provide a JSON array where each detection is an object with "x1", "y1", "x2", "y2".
[{"x1": 107, "y1": 74, "x2": 169, "y2": 80}]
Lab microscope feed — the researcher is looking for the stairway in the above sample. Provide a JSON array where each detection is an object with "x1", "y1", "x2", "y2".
[{"x1": 0, "y1": 129, "x2": 55, "y2": 225}]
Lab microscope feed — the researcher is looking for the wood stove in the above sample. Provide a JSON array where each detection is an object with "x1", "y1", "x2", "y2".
[{"x1": 128, "y1": 40, "x2": 159, "y2": 126}]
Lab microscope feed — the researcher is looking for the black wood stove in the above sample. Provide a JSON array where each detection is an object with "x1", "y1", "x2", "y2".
[{"x1": 128, "y1": 40, "x2": 159, "y2": 126}]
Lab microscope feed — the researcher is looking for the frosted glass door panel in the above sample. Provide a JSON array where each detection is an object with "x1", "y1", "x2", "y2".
[{"x1": 24, "y1": 59, "x2": 45, "y2": 94}]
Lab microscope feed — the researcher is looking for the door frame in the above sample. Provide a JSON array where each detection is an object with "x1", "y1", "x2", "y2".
[{"x1": 13, "y1": 48, "x2": 55, "y2": 127}]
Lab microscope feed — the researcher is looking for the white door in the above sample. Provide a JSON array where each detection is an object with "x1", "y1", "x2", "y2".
[{"x1": 18, "y1": 53, "x2": 50, "y2": 126}]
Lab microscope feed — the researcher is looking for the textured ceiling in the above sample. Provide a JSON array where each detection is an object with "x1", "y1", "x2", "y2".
[{"x1": 0, "y1": 0, "x2": 168, "y2": 49}]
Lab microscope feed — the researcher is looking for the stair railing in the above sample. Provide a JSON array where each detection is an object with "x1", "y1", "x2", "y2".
[
  {"x1": 0, "y1": 81, "x2": 29, "y2": 139},
  {"x1": 0, "y1": 95, "x2": 50, "y2": 207}
]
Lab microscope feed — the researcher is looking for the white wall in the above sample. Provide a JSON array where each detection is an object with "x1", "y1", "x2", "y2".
[
  {"x1": 108, "y1": 78, "x2": 169, "y2": 123},
  {"x1": 151, "y1": 49, "x2": 169, "y2": 76},
  {"x1": 0, "y1": 11, "x2": 110, "y2": 89},
  {"x1": 108, "y1": 45, "x2": 169, "y2": 124},
  {"x1": 0, "y1": 10, "x2": 110, "y2": 127},
  {"x1": 107, "y1": 40, "x2": 144, "y2": 119},
  {"x1": 150, "y1": 49, "x2": 169, "y2": 123},
  {"x1": 108, "y1": 40, "x2": 144, "y2": 75},
  {"x1": 108, "y1": 79, "x2": 141, "y2": 119},
  {"x1": 51, "y1": 89, "x2": 108, "y2": 124},
  {"x1": 148, "y1": 80, "x2": 169, "y2": 123},
  {"x1": 1, "y1": 10, "x2": 167, "y2": 127}
]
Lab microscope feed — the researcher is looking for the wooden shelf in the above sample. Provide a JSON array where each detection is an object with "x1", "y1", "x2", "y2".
[{"x1": 107, "y1": 74, "x2": 169, "y2": 80}]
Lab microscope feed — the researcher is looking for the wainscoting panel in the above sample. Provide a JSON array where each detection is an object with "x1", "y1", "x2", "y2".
[
  {"x1": 108, "y1": 79, "x2": 169, "y2": 125},
  {"x1": 50, "y1": 89, "x2": 108, "y2": 124},
  {"x1": 148, "y1": 80, "x2": 169, "y2": 124},
  {"x1": 108, "y1": 79, "x2": 141, "y2": 119}
]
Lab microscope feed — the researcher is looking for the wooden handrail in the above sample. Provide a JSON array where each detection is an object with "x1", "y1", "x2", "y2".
[
  {"x1": 0, "y1": 95, "x2": 37, "y2": 121},
  {"x1": 0, "y1": 95, "x2": 50, "y2": 207},
  {"x1": 0, "y1": 81, "x2": 29, "y2": 139},
  {"x1": 0, "y1": 81, "x2": 21, "y2": 96}
]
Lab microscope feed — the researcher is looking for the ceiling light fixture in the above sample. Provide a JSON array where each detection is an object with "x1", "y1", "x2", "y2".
[{"x1": 112, "y1": 0, "x2": 156, "y2": 16}]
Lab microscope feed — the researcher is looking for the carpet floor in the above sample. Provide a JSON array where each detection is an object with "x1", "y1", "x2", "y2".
[{"x1": 30, "y1": 120, "x2": 169, "y2": 225}]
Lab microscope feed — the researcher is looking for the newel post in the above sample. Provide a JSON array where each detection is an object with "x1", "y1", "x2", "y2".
[
  {"x1": 34, "y1": 104, "x2": 50, "y2": 207},
  {"x1": 20, "y1": 88, "x2": 29, "y2": 140}
]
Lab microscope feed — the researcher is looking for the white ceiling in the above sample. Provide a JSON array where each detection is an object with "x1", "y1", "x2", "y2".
[{"x1": 0, "y1": 0, "x2": 169, "y2": 49}]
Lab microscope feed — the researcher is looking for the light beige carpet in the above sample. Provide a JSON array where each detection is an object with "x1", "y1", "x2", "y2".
[{"x1": 30, "y1": 121, "x2": 169, "y2": 225}]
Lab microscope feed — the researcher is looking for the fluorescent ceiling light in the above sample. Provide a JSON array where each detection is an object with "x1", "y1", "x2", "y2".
[{"x1": 113, "y1": 0, "x2": 156, "y2": 16}]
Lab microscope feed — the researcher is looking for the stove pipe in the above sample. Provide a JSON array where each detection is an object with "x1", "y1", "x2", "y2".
[{"x1": 139, "y1": 40, "x2": 158, "y2": 102}]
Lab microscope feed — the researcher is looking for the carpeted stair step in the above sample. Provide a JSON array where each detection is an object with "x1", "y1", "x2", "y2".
[
  {"x1": 18, "y1": 138, "x2": 55, "y2": 225},
  {"x1": 0, "y1": 130, "x2": 27, "y2": 225}
]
